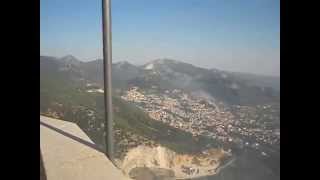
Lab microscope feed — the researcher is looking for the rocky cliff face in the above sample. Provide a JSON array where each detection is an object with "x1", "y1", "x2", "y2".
[{"x1": 119, "y1": 145, "x2": 230, "y2": 179}]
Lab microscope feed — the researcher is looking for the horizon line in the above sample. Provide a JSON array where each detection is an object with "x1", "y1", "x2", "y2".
[{"x1": 40, "y1": 54, "x2": 280, "y2": 78}]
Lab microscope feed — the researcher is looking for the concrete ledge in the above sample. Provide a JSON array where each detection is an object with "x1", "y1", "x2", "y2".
[{"x1": 40, "y1": 116, "x2": 131, "y2": 180}]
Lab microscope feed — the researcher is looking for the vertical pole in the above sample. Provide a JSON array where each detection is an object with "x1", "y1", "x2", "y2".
[{"x1": 102, "y1": 0, "x2": 114, "y2": 161}]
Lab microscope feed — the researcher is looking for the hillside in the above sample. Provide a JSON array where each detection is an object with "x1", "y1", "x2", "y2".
[
  {"x1": 55, "y1": 56, "x2": 280, "y2": 106},
  {"x1": 40, "y1": 55, "x2": 220, "y2": 155},
  {"x1": 40, "y1": 55, "x2": 279, "y2": 179}
]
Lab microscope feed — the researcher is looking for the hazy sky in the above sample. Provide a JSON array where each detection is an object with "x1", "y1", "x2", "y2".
[{"x1": 41, "y1": 0, "x2": 280, "y2": 76}]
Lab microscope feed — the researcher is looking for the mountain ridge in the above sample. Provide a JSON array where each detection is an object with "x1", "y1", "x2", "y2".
[
  {"x1": 43, "y1": 55, "x2": 279, "y2": 79},
  {"x1": 40, "y1": 55, "x2": 279, "y2": 106}
]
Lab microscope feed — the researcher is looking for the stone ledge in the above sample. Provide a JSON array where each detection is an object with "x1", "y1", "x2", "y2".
[{"x1": 40, "y1": 116, "x2": 131, "y2": 180}]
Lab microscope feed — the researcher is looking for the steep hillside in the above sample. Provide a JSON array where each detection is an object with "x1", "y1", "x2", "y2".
[
  {"x1": 138, "y1": 59, "x2": 279, "y2": 106},
  {"x1": 40, "y1": 55, "x2": 279, "y2": 180},
  {"x1": 43, "y1": 55, "x2": 279, "y2": 106},
  {"x1": 40, "y1": 56, "x2": 220, "y2": 155},
  {"x1": 121, "y1": 145, "x2": 230, "y2": 179}
]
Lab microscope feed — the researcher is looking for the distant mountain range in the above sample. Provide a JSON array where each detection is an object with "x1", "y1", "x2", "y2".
[{"x1": 40, "y1": 55, "x2": 279, "y2": 106}]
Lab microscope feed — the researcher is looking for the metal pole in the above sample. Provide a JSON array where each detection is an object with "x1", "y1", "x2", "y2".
[{"x1": 102, "y1": 0, "x2": 114, "y2": 161}]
